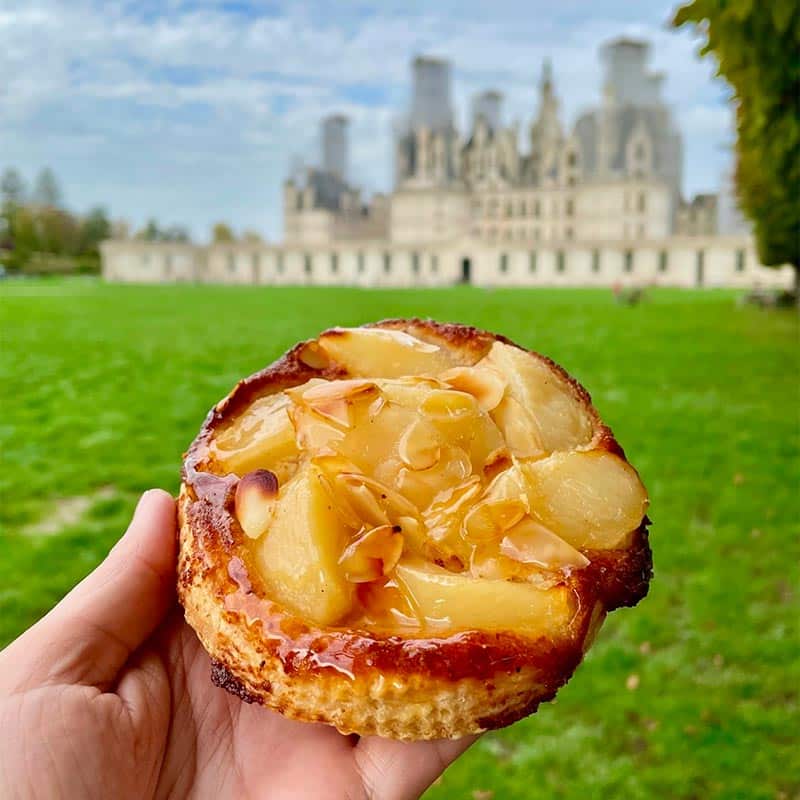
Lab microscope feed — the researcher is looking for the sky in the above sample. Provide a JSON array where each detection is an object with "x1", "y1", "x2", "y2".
[{"x1": 0, "y1": 0, "x2": 733, "y2": 241}]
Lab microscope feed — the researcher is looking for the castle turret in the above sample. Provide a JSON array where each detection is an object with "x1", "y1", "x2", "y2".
[{"x1": 529, "y1": 59, "x2": 565, "y2": 183}]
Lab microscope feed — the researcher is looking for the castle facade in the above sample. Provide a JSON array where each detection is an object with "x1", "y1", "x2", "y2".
[{"x1": 101, "y1": 38, "x2": 794, "y2": 290}]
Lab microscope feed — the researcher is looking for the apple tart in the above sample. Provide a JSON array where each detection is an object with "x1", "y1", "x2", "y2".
[{"x1": 178, "y1": 319, "x2": 652, "y2": 740}]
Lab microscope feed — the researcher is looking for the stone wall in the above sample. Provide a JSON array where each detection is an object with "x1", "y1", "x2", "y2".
[{"x1": 101, "y1": 236, "x2": 794, "y2": 290}]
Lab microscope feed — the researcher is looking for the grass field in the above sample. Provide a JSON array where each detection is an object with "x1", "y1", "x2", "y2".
[{"x1": 1, "y1": 278, "x2": 798, "y2": 799}]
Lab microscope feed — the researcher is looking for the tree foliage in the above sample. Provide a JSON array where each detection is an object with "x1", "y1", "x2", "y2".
[
  {"x1": 212, "y1": 222, "x2": 235, "y2": 243},
  {"x1": 674, "y1": 0, "x2": 800, "y2": 275},
  {"x1": 32, "y1": 167, "x2": 63, "y2": 208},
  {"x1": 1, "y1": 168, "x2": 26, "y2": 206},
  {"x1": 0, "y1": 167, "x2": 116, "y2": 272}
]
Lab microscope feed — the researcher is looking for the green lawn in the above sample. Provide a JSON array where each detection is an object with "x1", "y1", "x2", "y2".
[{"x1": 1, "y1": 278, "x2": 798, "y2": 799}]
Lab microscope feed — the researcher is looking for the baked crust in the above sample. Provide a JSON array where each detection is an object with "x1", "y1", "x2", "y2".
[{"x1": 178, "y1": 319, "x2": 652, "y2": 740}]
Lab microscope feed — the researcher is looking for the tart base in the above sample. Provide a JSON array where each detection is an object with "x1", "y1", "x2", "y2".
[{"x1": 178, "y1": 486, "x2": 618, "y2": 740}]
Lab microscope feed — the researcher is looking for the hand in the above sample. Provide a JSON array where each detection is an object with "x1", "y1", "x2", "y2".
[{"x1": 0, "y1": 490, "x2": 474, "y2": 799}]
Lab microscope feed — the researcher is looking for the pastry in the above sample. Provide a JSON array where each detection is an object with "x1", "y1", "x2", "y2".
[{"x1": 178, "y1": 319, "x2": 651, "y2": 740}]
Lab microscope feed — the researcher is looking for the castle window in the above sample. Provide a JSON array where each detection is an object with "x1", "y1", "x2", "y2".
[
  {"x1": 251, "y1": 252, "x2": 259, "y2": 281},
  {"x1": 142, "y1": 253, "x2": 150, "y2": 266},
  {"x1": 567, "y1": 176, "x2": 576, "y2": 186},
  {"x1": 227, "y1": 253, "x2": 236, "y2": 273},
  {"x1": 431, "y1": 254, "x2": 439, "y2": 274},
  {"x1": 331, "y1": 253, "x2": 339, "y2": 273},
  {"x1": 624, "y1": 250, "x2": 634, "y2": 273},
  {"x1": 518, "y1": 200, "x2": 526, "y2": 216},
  {"x1": 412, "y1": 252, "x2": 420, "y2": 274},
  {"x1": 304, "y1": 253, "x2": 312, "y2": 275},
  {"x1": 529, "y1": 252, "x2": 537, "y2": 273},
  {"x1": 735, "y1": 249, "x2": 746, "y2": 272},
  {"x1": 499, "y1": 253, "x2": 509, "y2": 274},
  {"x1": 556, "y1": 251, "x2": 566, "y2": 273},
  {"x1": 383, "y1": 252, "x2": 391, "y2": 273},
  {"x1": 567, "y1": 152, "x2": 577, "y2": 167},
  {"x1": 638, "y1": 192, "x2": 646, "y2": 213},
  {"x1": 506, "y1": 201, "x2": 514, "y2": 218},
  {"x1": 635, "y1": 143, "x2": 645, "y2": 160},
  {"x1": 505, "y1": 229, "x2": 512, "y2": 241},
  {"x1": 357, "y1": 252, "x2": 365, "y2": 273},
  {"x1": 164, "y1": 254, "x2": 173, "y2": 277},
  {"x1": 534, "y1": 200, "x2": 541, "y2": 218},
  {"x1": 658, "y1": 250, "x2": 668, "y2": 273},
  {"x1": 565, "y1": 199, "x2": 574, "y2": 217},
  {"x1": 277, "y1": 252, "x2": 284, "y2": 274},
  {"x1": 592, "y1": 249, "x2": 601, "y2": 273},
  {"x1": 565, "y1": 227, "x2": 574, "y2": 240}
]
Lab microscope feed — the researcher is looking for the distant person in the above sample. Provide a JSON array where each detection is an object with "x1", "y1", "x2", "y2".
[{"x1": 0, "y1": 491, "x2": 473, "y2": 799}]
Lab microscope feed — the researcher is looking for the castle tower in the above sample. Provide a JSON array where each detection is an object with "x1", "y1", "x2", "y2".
[
  {"x1": 472, "y1": 90, "x2": 503, "y2": 132},
  {"x1": 321, "y1": 114, "x2": 349, "y2": 180},
  {"x1": 410, "y1": 56, "x2": 454, "y2": 132},
  {"x1": 529, "y1": 59, "x2": 564, "y2": 182}
]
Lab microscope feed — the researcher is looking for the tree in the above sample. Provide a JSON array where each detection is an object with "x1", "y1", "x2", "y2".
[
  {"x1": 138, "y1": 219, "x2": 162, "y2": 241},
  {"x1": 32, "y1": 167, "x2": 63, "y2": 208},
  {"x1": 241, "y1": 229, "x2": 265, "y2": 244},
  {"x1": 1, "y1": 168, "x2": 26, "y2": 206},
  {"x1": 212, "y1": 222, "x2": 235, "y2": 243},
  {"x1": 162, "y1": 225, "x2": 191, "y2": 243},
  {"x1": 674, "y1": 1, "x2": 800, "y2": 296},
  {"x1": 79, "y1": 207, "x2": 112, "y2": 255}
]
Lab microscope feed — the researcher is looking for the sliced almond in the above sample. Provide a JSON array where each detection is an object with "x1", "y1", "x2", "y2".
[
  {"x1": 499, "y1": 518, "x2": 590, "y2": 571},
  {"x1": 420, "y1": 388, "x2": 478, "y2": 421},
  {"x1": 462, "y1": 497, "x2": 528, "y2": 544},
  {"x1": 234, "y1": 469, "x2": 279, "y2": 539},
  {"x1": 294, "y1": 379, "x2": 378, "y2": 427},
  {"x1": 423, "y1": 477, "x2": 483, "y2": 543},
  {"x1": 301, "y1": 378, "x2": 378, "y2": 404},
  {"x1": 439, "y1": 365, "x2": 507, "y2": 411},
  {"x1": 337, "y1": 472, "x2": 420, "y2": 522},
  {"x1": 289, "y1": 405, "x2": 345, "y2": 452},
  {"x1": 398, "y1": 418, "x2": 441, "y2": 471},
  {"x1": 338, "y1": 524, "x2": 405, "y2": 583},
  {"x1": 483, "y1": 447, "x2": 512, "y2": 481},
  {"x1": 396, "y1": 446, "x2": 473, "y2": 511},
  {"x1": 336, "y1": 477, "x2": 391, "y2": 527}
]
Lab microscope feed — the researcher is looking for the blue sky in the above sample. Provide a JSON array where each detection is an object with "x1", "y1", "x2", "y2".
[{"x1": 0, "y1": 0, "x2": 732, "y2": 241}]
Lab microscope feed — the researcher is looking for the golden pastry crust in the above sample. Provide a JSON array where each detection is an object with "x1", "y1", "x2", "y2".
[{"x1": 178, "y1": 319, "x2": 652, "y2": 740}]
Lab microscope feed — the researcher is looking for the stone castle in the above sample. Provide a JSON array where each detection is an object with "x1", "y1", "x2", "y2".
[{"x1": 101, "y1": 37, "x2": 793, "y2": 290}]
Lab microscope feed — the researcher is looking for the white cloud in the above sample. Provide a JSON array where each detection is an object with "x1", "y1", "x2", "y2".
[{"x1": 0, "y1": 0, "x2": 734, "y2": 239}]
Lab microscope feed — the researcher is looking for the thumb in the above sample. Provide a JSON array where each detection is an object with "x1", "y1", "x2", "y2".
[{"x1": 0, "y1": 489, "x2": 177, "y2": 692}]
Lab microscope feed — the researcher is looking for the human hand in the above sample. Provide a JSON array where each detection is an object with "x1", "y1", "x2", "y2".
[{"x1": 0, "y1": 490, "x2": 475, "y2": 799}]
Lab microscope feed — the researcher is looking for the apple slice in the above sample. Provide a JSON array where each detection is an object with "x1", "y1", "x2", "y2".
[
  {"x1": 317, "y1": 327, "x2": 460, "y2": 378},
  {"x1": 254, "y1": 464, "x2": 354, "y2": 626},
  {"x1": 338, "y1": 525, "x2": 404, "y2": 583},
  {"x1": 482, "y1": 342, "x2": 594, "y2": 452},
  {"x1": 213, "y1": 393, "x2": 299, "y2": 479},
  {"x1": 394, "y1": 560, "x2": 576, "y2": 637},
  {"x1": 521, "y1": 450, "x2": 648, "y2": 549},
  {"x1": 499, "y1": 518, "x2": 590, "y2": 571},
  {"x1": 439, "y1": 364, "x2": 507, "y2": 411}
]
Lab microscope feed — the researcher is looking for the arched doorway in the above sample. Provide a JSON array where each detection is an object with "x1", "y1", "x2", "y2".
[
  {"x1": 460, "y1": 257, "x2": 472, "y2": 285},
  {"x1": 696, "y1": 249, "x2": 705, "y2": 288}
]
